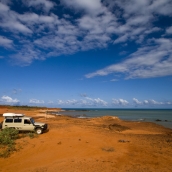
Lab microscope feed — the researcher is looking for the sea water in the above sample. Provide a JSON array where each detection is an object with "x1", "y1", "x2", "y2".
[{"x1": 59, "y1": 109, "x2": 172, "y2": 129}]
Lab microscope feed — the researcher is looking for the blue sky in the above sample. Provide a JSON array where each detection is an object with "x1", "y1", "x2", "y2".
[{"x1": 0, "y1": 0, "x2": 172, "y2": 108}]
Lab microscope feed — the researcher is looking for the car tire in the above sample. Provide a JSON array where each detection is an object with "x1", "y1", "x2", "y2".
[{"x1": 35, "y1": 128, "x2": 43, "y2": 134}]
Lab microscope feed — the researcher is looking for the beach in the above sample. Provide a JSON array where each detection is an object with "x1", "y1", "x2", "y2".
[
  {"x1": 60, "y1": 108, "x2": 172, "y2": 129},
  {"x1": 0, "y1": 106, "x2": 172, "y2": 172}
]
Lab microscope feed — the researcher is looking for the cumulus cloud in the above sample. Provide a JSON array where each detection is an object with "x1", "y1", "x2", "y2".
[
  {"x1": 133, "y1": 98, "x2": 142, "y2": 105},
  {"x1": 23, "y1": 0, "x2": 55, "y2": 12},
  {"x1": 62, "y1": 0, "x2": 104, "y2": 15},
  {"x1": 1, "y1": 95, "x2": 20, "y2": 104},
  {"x1": 56, "y1": 97, "x2": 172, "y2": 107},
  {"x1": 85, "y1": 97, "x2": 108, "y2": 106},
  {"x1": 112, "y1": 99, "x2": 129, "y2": 106},
  {"x1": 57, "y1": 97, "x2": 108, "y2": 107},
  {"x1": 103, "y1": 0, "x2": 169, "y2": 45},
  {"x1": 133, "y1": 98, "x2": 172, "y2": 106},
  {"x1": 143, "y1": 99, "x2": 163, "y2": 105},
  {"x1": 84, "y1": 0, "x2": 172, "y2": 80},
  {"x1": 29, "y1": 99, "x2": 44, "y2": 104},
  {"x1": 0, "y1": 2, "x2": 32, "y2": 34},
  {"x1": 57, "y1": 99, "x2": 78, "y2": 105},
  {"x1": 0, "y1": 0, "x2": 172, "y2": 74}
]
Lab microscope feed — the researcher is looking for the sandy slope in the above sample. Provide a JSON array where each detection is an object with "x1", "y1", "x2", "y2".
[{"x1": 0, "y1": 107, "x2": 172, "y2": 172}]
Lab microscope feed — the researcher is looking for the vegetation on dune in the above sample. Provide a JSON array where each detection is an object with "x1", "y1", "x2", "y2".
[
  {"x1": 0, "y1": 128, "x2": 38, "y2": 158},
  {"x1": 8, "y1": 105, "x2": 48, "y2": 111},
  {"x1": 0, "y1": 105, "x2": 61, "y2": 111},
  {"x1": 0, "y1": 128, "x2": 19, "y2": 158}
]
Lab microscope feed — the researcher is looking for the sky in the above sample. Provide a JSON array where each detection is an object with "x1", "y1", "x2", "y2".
[{"x1": 0, "y1": 0, "x2": 172, "y2": 108}]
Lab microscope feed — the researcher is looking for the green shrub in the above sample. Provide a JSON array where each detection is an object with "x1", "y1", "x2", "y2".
[
  {"x1": 0, "y1": 128, "x2": 39, "y2": 158},
  {"x1": 0, "y1": 128, "x2": 19, "y2": 158}
]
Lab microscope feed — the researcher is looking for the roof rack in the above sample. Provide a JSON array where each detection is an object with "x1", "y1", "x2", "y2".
[{"x1": 3, "y1": 113, "x2": 25, "y2": 117}]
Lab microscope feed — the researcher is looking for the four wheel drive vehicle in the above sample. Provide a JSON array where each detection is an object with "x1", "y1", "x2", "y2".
[{"x1": 0, "y1": 113, "x2": 48, "y2": 134}]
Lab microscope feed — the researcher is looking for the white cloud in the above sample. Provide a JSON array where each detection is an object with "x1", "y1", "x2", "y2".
[
  {"x1": 144, "y1": 99, "x2": 163, "y2": 105},
  {"x1": 85, "y1": 38, "x2": 172, "y2": 79},
  {"x1": 0, "y1": 3, "x2": 32, "y2": 34},
  {"x1": 133, "y1": 98, "x2": 171, "y2": 106},
  {"x1": 166, "y1": 26, "x2": 172, "y2": 35},
  {"x1": 143, "y1": 100, "x2": 149, "y2": 105},
  {"x1": 0, "y1": 2, "x2": 9, "y2": 12},
  {"x1": 10, "y1": 44, "x2": 45, "y2": 66},
  {"x1": 62, "y1": 0, "x2": 104, "y2": 15},
  {"x1": 0, "y1": 0, "x2": 11, "y2": 5},
  {"x1": 149, "y1": 0, "x2": 172, "y2": 16},
  {"x1": 106, "y1": 0, "x2": 172, "y2": 17},
  {"x1": 86, "y1": 97, "x2": 108, "y2": 106},
  {"x1": 0, "y1": 36, "x2": 13, "y2": 48},
  {"x1": 10, "y1": 22, "x2": 32, "y2": 33},
  {"x1": 56, "y1": 97, "x2": 172, "y2": 107},
  {"x1": 18, "y1": 13, "x2": 39, "y2": 23},
  {"x1": 103, "y1": 0, "x2": 172, "y2": 45},
  {"x1": 29, "y1": 99, "x2": 44, "y2": 104},
  {"x1": 0, "y1": 0, "x2": 171, "y2": 68},
  {"x1": 112, "y1": 99, "x2": 129, "y2": 106},
  {"x1": 57, "y1": 99, "x2": 78, "y2": 105},
  {"x1": 23, "y1": 0, "x2": 55, "y2": 12},
  {"x1": 1, "y1": 95, "x2": 20, "y2": 103},
  {"x1": 57, "y1": 97, "x2": 108, "y2": 107},
  {"x1": 133, "y1": 98, "x2": 142, "y2": 105},
  {"x1": 166, "y1": 102, "x2": 172, "y2": 105}
]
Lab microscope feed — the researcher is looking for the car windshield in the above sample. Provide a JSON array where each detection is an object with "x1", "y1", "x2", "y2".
[{"x1": 30, "y1": 118, "x2": 35, "y2": 124}]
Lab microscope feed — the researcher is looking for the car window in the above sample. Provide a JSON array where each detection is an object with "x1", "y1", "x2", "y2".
[
  {"x1": 5, "y1": 118, "x2": 13, "y2": 123},
  {"x1": 24, "y1": 119, "x2": 31, "y2": 124},
  {"x1": 14, "y1": 118, "x2": 22, "y2": 123}
]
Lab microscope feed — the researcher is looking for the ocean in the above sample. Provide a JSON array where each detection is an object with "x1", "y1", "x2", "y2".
[{"x1": 58, "y1": 108, "x2": 172, "y2": 129}]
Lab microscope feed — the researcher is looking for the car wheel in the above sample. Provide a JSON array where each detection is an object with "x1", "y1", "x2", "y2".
[{"x1": 35, "y1": 128, "x2": 43, "y2": 134}]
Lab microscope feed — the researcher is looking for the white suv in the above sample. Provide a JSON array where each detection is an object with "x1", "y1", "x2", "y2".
[{"x1": 0, "y1": 113, "x2": 48, "y2": 134}]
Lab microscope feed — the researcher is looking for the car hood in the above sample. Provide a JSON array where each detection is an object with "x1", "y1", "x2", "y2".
[{"x1": 34, "y1": 122, "x2": 45, "y2": 126}]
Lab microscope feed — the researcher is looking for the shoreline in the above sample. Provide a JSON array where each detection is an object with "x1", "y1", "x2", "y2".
[{"x1": 51, "y1": 109, "x2": 172, "y2": 129}]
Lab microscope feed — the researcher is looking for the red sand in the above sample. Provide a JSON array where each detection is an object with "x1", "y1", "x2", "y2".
[{"x1": 0, "y1": 107, "x2": 172, "y2": 172}]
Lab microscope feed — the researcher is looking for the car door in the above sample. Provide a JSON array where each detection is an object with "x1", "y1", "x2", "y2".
[
  {"x1": 13, "y1": 118, "x2": 23, "y2": 130},
  {"x1": 22, "y1": 118, "x2": 35, "y2": 131}
]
